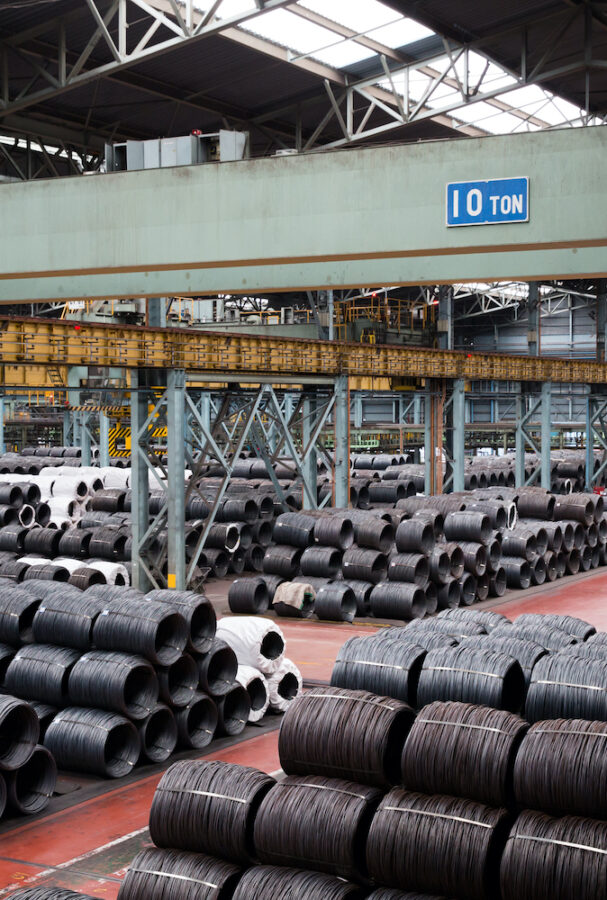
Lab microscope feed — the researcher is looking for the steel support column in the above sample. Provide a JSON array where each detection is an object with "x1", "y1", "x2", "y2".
[
  {"x1": 0, "y1": 396, "x2": 5, "y2": 456},
  {"x1": 80, "y1": 412, "x2": 92, "y2": 466},
  {"x1": 98, "y1": 411, "x2": 110, "y2": 468},
  {"x1": 451, "y1": 379, "x2": 466, "y2": 492},
  {"x1": 130, "y1": 369, "x2": 151, "y2": 592},
  {"x1": 302, "y1": 394, "x2": 318, "y2": 510},
  {"x1": 167, "y1": 369, "x2": 186, "y2": 590},
  {"x1": 62, "y1": 410, "x2": 72, "y2": 447},
  {"x1": 528, "y1": 282, "x2": 540, "y2": 356},
  {"x1": 424, "y1": 384, "x2": 435, "y2": 495},
  {"x1": 540, "y1": 381, "x2": 552, "y2": 490},
  {"x1": 597, "y1": 279, "x2": 607, "y2": 362},
  {"x1": 585, "y1": 392, "x2": 607, "y2": 489},
  {"x1": 437, "y1": 286, "x2": 453, "y2": 351},
  {"x1": 334, "y1": 375, "x2": 349, "y2": 508}
]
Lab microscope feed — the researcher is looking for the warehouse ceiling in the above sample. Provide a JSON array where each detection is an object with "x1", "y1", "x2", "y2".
[{"x1": 0, "y1": 0, "x2": 605, "y2": 181}]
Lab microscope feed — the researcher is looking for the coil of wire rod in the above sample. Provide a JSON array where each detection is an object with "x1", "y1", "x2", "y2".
[
  {"x1": 410, "y1": 509, "x2": 445, "y2": 539},
  {"x1": 144, "y1": 589, "x2": 216, "y2": 655},
  {"x1": 525, "y1": 653, "x2": 607, "y2": 722},
  {"x1": 331, "y1": 635, "x2": 426, "y2": 704},
  {"x1": 554, "y1": 495, "x2": 598, "y2": 526},
  {"x1": 437, "y1": 578, "x2": 461, "y2": 610},
  {"x1": 500, "y1": 809, "x2": 607, "y2": 900},
  {"x1": 20, "y1": 505, "x2": 36, "y2": 526},
  {"x1": 416, "y1": 645, "x2": 525, "y2": 712},
  {"x1": 0, "y1": 484, "x2": 23, "y2": 508},
  {"x1": 89, "y1": 490, "x2": 126, "y2": 513},
  {"x1": 0, "y1": 505, "x2": 17, "y2": 527},
  {"x1": 196, "y1": 638, "x2": 238, "y2": 696},
  {"x1": 156, "y1": 653, "x2": 198, "y2": 708},
  {"x1": 117, "y1": 846, "x2": 242, "y2": 900},
  {"x1": 401, "y1": 700, "x2": 528, "y2": 807},
  {"x1": 500, "y1": 557, "x2": 532, "y2": 589},
  {"x1": 29, "y1": 701, "x2": 56, "y2": 741},
  {"x1": 350, "y1": 517, "x2": 394, "y2": 553},
  {"x1": 465, "y1": 500, "x2": 509, "y2": 530},
  {"x1": 244, "y1": 544, "x2": 265, "y2": 572},
  {"x1": 31, "y1": 594, "x2": 106, "y2": 650},
  {"x1": 229, "y1": 548, "x2": 246, "y2": 575},
  {"x1": 5, "y1": 743, "x2": 56, "y2": 815},
  {"x1": 407, "y1": 616, "x2": 486, "y2": 641},
  {"x1": 516, "y1": 490, "x2": 555, "y2": 520},
  {"x1": 439, "y1": 542, "x2": 465, "y2": 578},
  {"x1": 5, "y1": 645, "x2": 81, "y2": 706},
  {"x1": 262, "y1": 545, "x2": 303, "y2": 579},
  {"x1": 217, "y1": 497, "x2": 261, "y2": 524},
  {"x1": 68, "y1": 567, "x2": 106, "y2": 590},
  {"x1": 338, "y1": 579, "x2": 374, "y2": 616},
  {"x1": 254, "y1": 774, "x2": 383, "y2": 880},
  {"x1": 231, "y1": 522, "x2": 253, "y2": 551},
  {"x1": 272, "y1": 512, "x2": 317, "y2": 548},
  {"x1": 0, "y1": 641, "x2": 15, "y2": 681},
  {"x1": 9, "y1": 890, "x2": 101, "y2": 899},
  {"x1": 370, "y1": 582, "x2": 427, "y2": 621},
  {"x1": 462, "y1": 635, "x2": 546, "y2": 688},
  {"x1": 149, "y1": 758, "x2": 275, "y2": 862},
  {"x1": 267, "y1": 657, "x2": 302, "y2": 712},
  {"x1": 313, "y1": 582, "x2": 356, "y2": 622},
  {"x1": 279, "y1": 686, "x2": 415, "y2": 787},
  {"x1": 137, "y1": 704, "x2": 177, "y2": 763},
  {"x1": 234, "y1": 867, "x2": 367, "y2": 900},
  {"x1": 0, "y1": 525, "x2": 28, "y2": 552},
  {"x1": 365, "y1": 891, "x2": 450, "y2": 900},
  {"x1": 0, "y1": 560, "x2": 30, "y2": 582},
  {"x1": 425, "y1": 582, "x2": 437, "y2": 614},
  {"x1": 300, "y1": 546, "x2": 343, "y2": 578},
  {"x1": 251, "y1": 520, "x2": 273, "y2": 548},
  {"x1": 312, "y1": 515, "x2": 354, "y2": 550},
  {"x1": 0, "y1": 586, "x2": 41, "y2": 645},
  {"x1": 496, "y1": 620, "x2": 578, "y2": 652},
  {"x1": 394, "y1": 520, "x2": 435, "y2": 555},
  {"x1": 0, "y1": 694, "x2": 39, "y2": 769},
  {"x1": 174, "y1": 691, "x2": 218, "y2": 749},
  {"x1": 23, "y1": 564, "x2": 70, "y2": 583},
  {"x1": 85, "y1": 584, "x2": 143, "y2": 602},
  {"x1": 428, "y1": 547, "x2": 450, "y2": 585},
  {"x1": 44, "y1": 707, "x2": 139, "y2": 778},
  {"x1": 388, "y1": 553, "x2": 429, "y2": 586},
  {"x1": 236, "y1": 665, "x2": 269, "y2": 723},
  {"x1": 342, "y1": 547, "x2": 388, "y2": 584},
  {"x1": 272, "y1": 581, "x2": 315, "y2": 619},
  {"x1": 205, "y1": 522, "x2": 241, "y2": 552},
  {"x1": 443, "y1": 511, "x2": 492, "y2": 545},
  {"x1": 215, "y1": 682, "x2": 251, "y2": 736},
  {"x1": 437, "y1": 608, "x2": 510, "y2": 631},
  {"x1": 23, "y1": 528, "x2": 63, "y2": 557},
  {"x1": 228, "y1": 577, "x2": 270, "y2": 614},
  {"x1": 456, "y1": 542, "x2": 488, "y2": 577},
  {"x1": 216, "y1": 617, "x2": 285, "y2": 675},
  {"x1": 500, "y1": 529, "x2": 537, "y2": 561},
  {"x1": 88, "y1": 527, "x2": 127, "y2": 560},
  {"x1": 366, "y1": 789, "x2": 509, "y2": 900},
  {"x1": 68, "y1": 651, "x2": 158, "y2": 720},
  {"x1": 456, "y1": 572, "x2": 476, "y2": 604},
  {"x1": 92, "y1": 598, "x2": 187, "y2": 666},
  {"x1": 513, "y1": 612, "x2": 595, "y2": 640}
]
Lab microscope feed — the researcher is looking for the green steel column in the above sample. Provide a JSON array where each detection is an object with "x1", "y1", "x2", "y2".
[
  {"x1": 437, "y1": 286, "x2": 453, "y2": 351},
  {"x1": 167, "y1": 369, "x2": 186, "y2": 591},
  {"x1": 99, "y1": 412, "x2": 110, "y2": 468},
  {"x1": 354, "y1": 393, "x2": 363, "y2": 429},
  {"x1": 334, "y1": 375, "x2": 349, "y2": 508},
  {"x1": 452, "y1": 379, "x2": 466, "y2": 492},
  {"x1": 0, "y1": 396, "x2": 5, "y2": 455},
  {"x1": 80, "y1": 413, "x2": 91, "y2": 466},
  {"x1": 130, "y1": 369, "x2": 151, "y2": 592},
  {"x1": 62, "y1": 410, "x2": 71, "y2": 446},
  {"x1": 586, "y1": 395, "x2": 594, "y2": 491},
  {"x1": 515, "y1": 387, "x2": 525, "y2": 488},
  {"x1": 148, "y1": 297, "x2": 167, "y2": 328},
  {"x1": 528, "y1": 282, "x2": 539, "y2": 356},
  {"x1": 327, "y1": 289, "x2": 334, "y2": 340},
  {"x1": 597, "y1": 279, "x2": 607, "y2": 362},
  {"x1": 72, "y1": 411, "x2": 81, "y2": 448},
  {"x1": 541, "y1": 381, "x2": 552, "y2": 490},
  {"x1": 302, "y1": 393, "x2": 318, "y2": 510}
]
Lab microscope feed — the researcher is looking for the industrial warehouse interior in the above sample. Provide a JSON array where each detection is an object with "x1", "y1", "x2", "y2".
[{"x1": 1, "y1": 0, "x2": 607, "y2": 898}]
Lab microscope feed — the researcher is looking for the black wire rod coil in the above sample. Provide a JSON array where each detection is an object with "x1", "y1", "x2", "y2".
[
  {"x1": 416, "y1": 645, "x2": 526, "y2": 713},
  {"x1": 0, "y1": 586, "x2": 41, "y2": 645},
  {"x1": 331, "y1": 635, "x2": 426, "y2": 705},
  {"x1": 370, "y1": 582, "x2": 427, "y2": 621},
  {"x1": 44, "y1": 707, "x2": 140, "y2": 778},
  {"x1": 174, "y1": 692, "x2": 218, "y2": 749},
  {"x1": 516, "y1": 490, "x2": 556, "y2": 520},
  {"x1": 350, "y1": 517, "x2": 394, "y2": 553},
  {"x1": 254, "y1": 774, "x2": 383, "y2": 882},
  {"x1": 149, "y1": 759, "x2": 275, "y2": 864},
  {"x1": 500, "y1": 557, "x2": 532, "y2": 589},
  {"x1": 262, "y1": 545, "x2": 303, "y2": 579},
  {"x1": 300, "y1": 546, "x2": 343, "y2": 578},
  {"x1": 525, "y1": 653, "x2": 607, "y2": 722},
  {"x1": 512, "y1": 612, "x2": 595, "y2": 640},
  {"x1": 92, "y1": 598, "x2": 188, "y2": 666},
  {"x1": 366, "y1": 789, "x2": 510, "y2": 900},
  {"x1": 279, "y1": 685, "x2": 415, "y2": 787},
  {"x1": 231, "y1": 865, "x2": 365, "y2": 899},
  {"x1": 462, "y1": 635, "x2": 546, "y2": 688},
  {"x1": 314, "y1": 515, "x2": 355, "y2": 550},
  {"x1": 0, "y1": 525, "x2": 28, "y2": 552},
  {"x1": 0, "y1": 694, "x2": 39, "y2": 769},
  {"x1": 9, "y1": 890, "x2": 101, "y2": 899},
  {"x1": 215, "y1": 682, "x2": 251, "y2": 736},
  {"x1": 513, "y1": 716, "x2": 607, "y2": 818},
  {"x1": 196, "y1": 638, "x2": 238, "y2": 696},
  {"x1": 314, "y1": 582, "x2": 357, "y2": 623},
  {"x1": 437, "y1": 608, "x2": 511, "y2": 632},
  {"x1": 339, "y1": 579, "x2": 374, "y2": 616},
  {"x1": 497, "y1": 621, "x2": 578, "y2": 651},
  {"x1": 137, "y1": 704, "x2": 177, "y2": 764},
  {"x1": 365, "y1": 891, "x2": 451, "y2": 900},
  {"x1": 5, "y1": 644, "x2": 81, "y2": 707},
  {"x1": 500, "y1": 809, "x2": 607, "y2": 900},
  {"x1": 68, "y1": 568, "x2": 106, "y2": 590},
  {"x1": 428, "y1": 547, "x2": 451, "y2": 585},
  {"x1": 342, "y1": 548, "x2": 388, "y2": 584},
  {"x1": 272, "y1": 512, "x2": 317, "y2": 548},
  {"x1": 500, "y1": 530, "x2": 537, "y2": 561},
  {"x1": 401, "y1": 700, "x2": 528, "y2": 807},
  {"x1": 117, "y1": 847, "x2": 242, "y2": 900},
  {"x1": 157, "y1": 653, "x2": 198, "y2": 708},
  {"x1": 405, "y1": 617, "x2": 485, "y2": 641},
  {"x1": 228, "y1": 577, "x2": 270, "y2": 615},
  {"x1": 437, "y1": 578, "x2": 461, "y2": 610},
  {"x1": 57, "y1": 528, "x2": 92, "y2": 559},
  {"x1": 32, "y1": 594, "x2": 106, "y2": 650},
  {"x1": 144, "y1": 589, "x2": 216, "y2": 655},
  {"x1": 23, "y1": 565, "x2": 70, "y2": 584},
  {"x1": 68, "y1": 650, "x2": 158, "y2": 720},
  {"x1": 443, "y1": 511, "x2": 492, "y2": 544},
  {"x1": 5, "y1": 743, "x2": 56, "y2": 815}
]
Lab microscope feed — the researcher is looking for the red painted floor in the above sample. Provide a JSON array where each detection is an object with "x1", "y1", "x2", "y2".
[{"x1": 3, "y1": 571, "x2": 607, "y2": 897}]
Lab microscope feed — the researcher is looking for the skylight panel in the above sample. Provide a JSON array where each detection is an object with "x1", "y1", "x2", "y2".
[
  {"x1": 372, "y1": 17, "x2": 433, "y2": 48},
  {"x1": 299, "y1": 0, "x2": 397, "y2": 33}
]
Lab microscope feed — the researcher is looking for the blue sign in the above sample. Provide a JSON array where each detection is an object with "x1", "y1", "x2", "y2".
[{"x1": 446, "y1": 177, "x2": 529, "y2": 227}]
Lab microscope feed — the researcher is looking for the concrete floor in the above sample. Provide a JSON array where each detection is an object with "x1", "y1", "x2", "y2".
[{"x1": 2, "y1": 568, "x2": 607, "y2": 897}]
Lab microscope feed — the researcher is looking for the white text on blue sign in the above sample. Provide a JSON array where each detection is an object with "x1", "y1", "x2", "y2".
[{"x1": 446, "y1": 177, "x2": 529, "y2": 227}]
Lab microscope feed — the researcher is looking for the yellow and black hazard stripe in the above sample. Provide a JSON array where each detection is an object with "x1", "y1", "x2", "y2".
[
  {"x1": 69, "y1": 405, "x2": 130, "y2": 415},
  {"x1": 108, "y1": 424, "x2": 131, "y2": 457}
]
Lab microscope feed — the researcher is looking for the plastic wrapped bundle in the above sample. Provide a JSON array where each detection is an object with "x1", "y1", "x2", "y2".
[
  {"x1": 236, "y1": 665, "x2": 269, "y2": 723},
  {"x1": 216, "y1": 617, "x2": 285, "y2": 675},
  {"x1": 272, "y1": 581, "x2": 315, "y2": 619},
  {"x1": 268, "y1": 657, "x2": 302, "y2": 713}
]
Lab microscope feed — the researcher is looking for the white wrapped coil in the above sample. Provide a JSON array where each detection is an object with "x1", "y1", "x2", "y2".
[
  {"x1": 216, "y1": 616, "x2": 285, "y2": 675},
  {"x1": 268, "y1": 658, "x2": 302, "y2": 713},
  {"x1": 235, "y1": 664, "x2": 269, "y2": 723}
]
